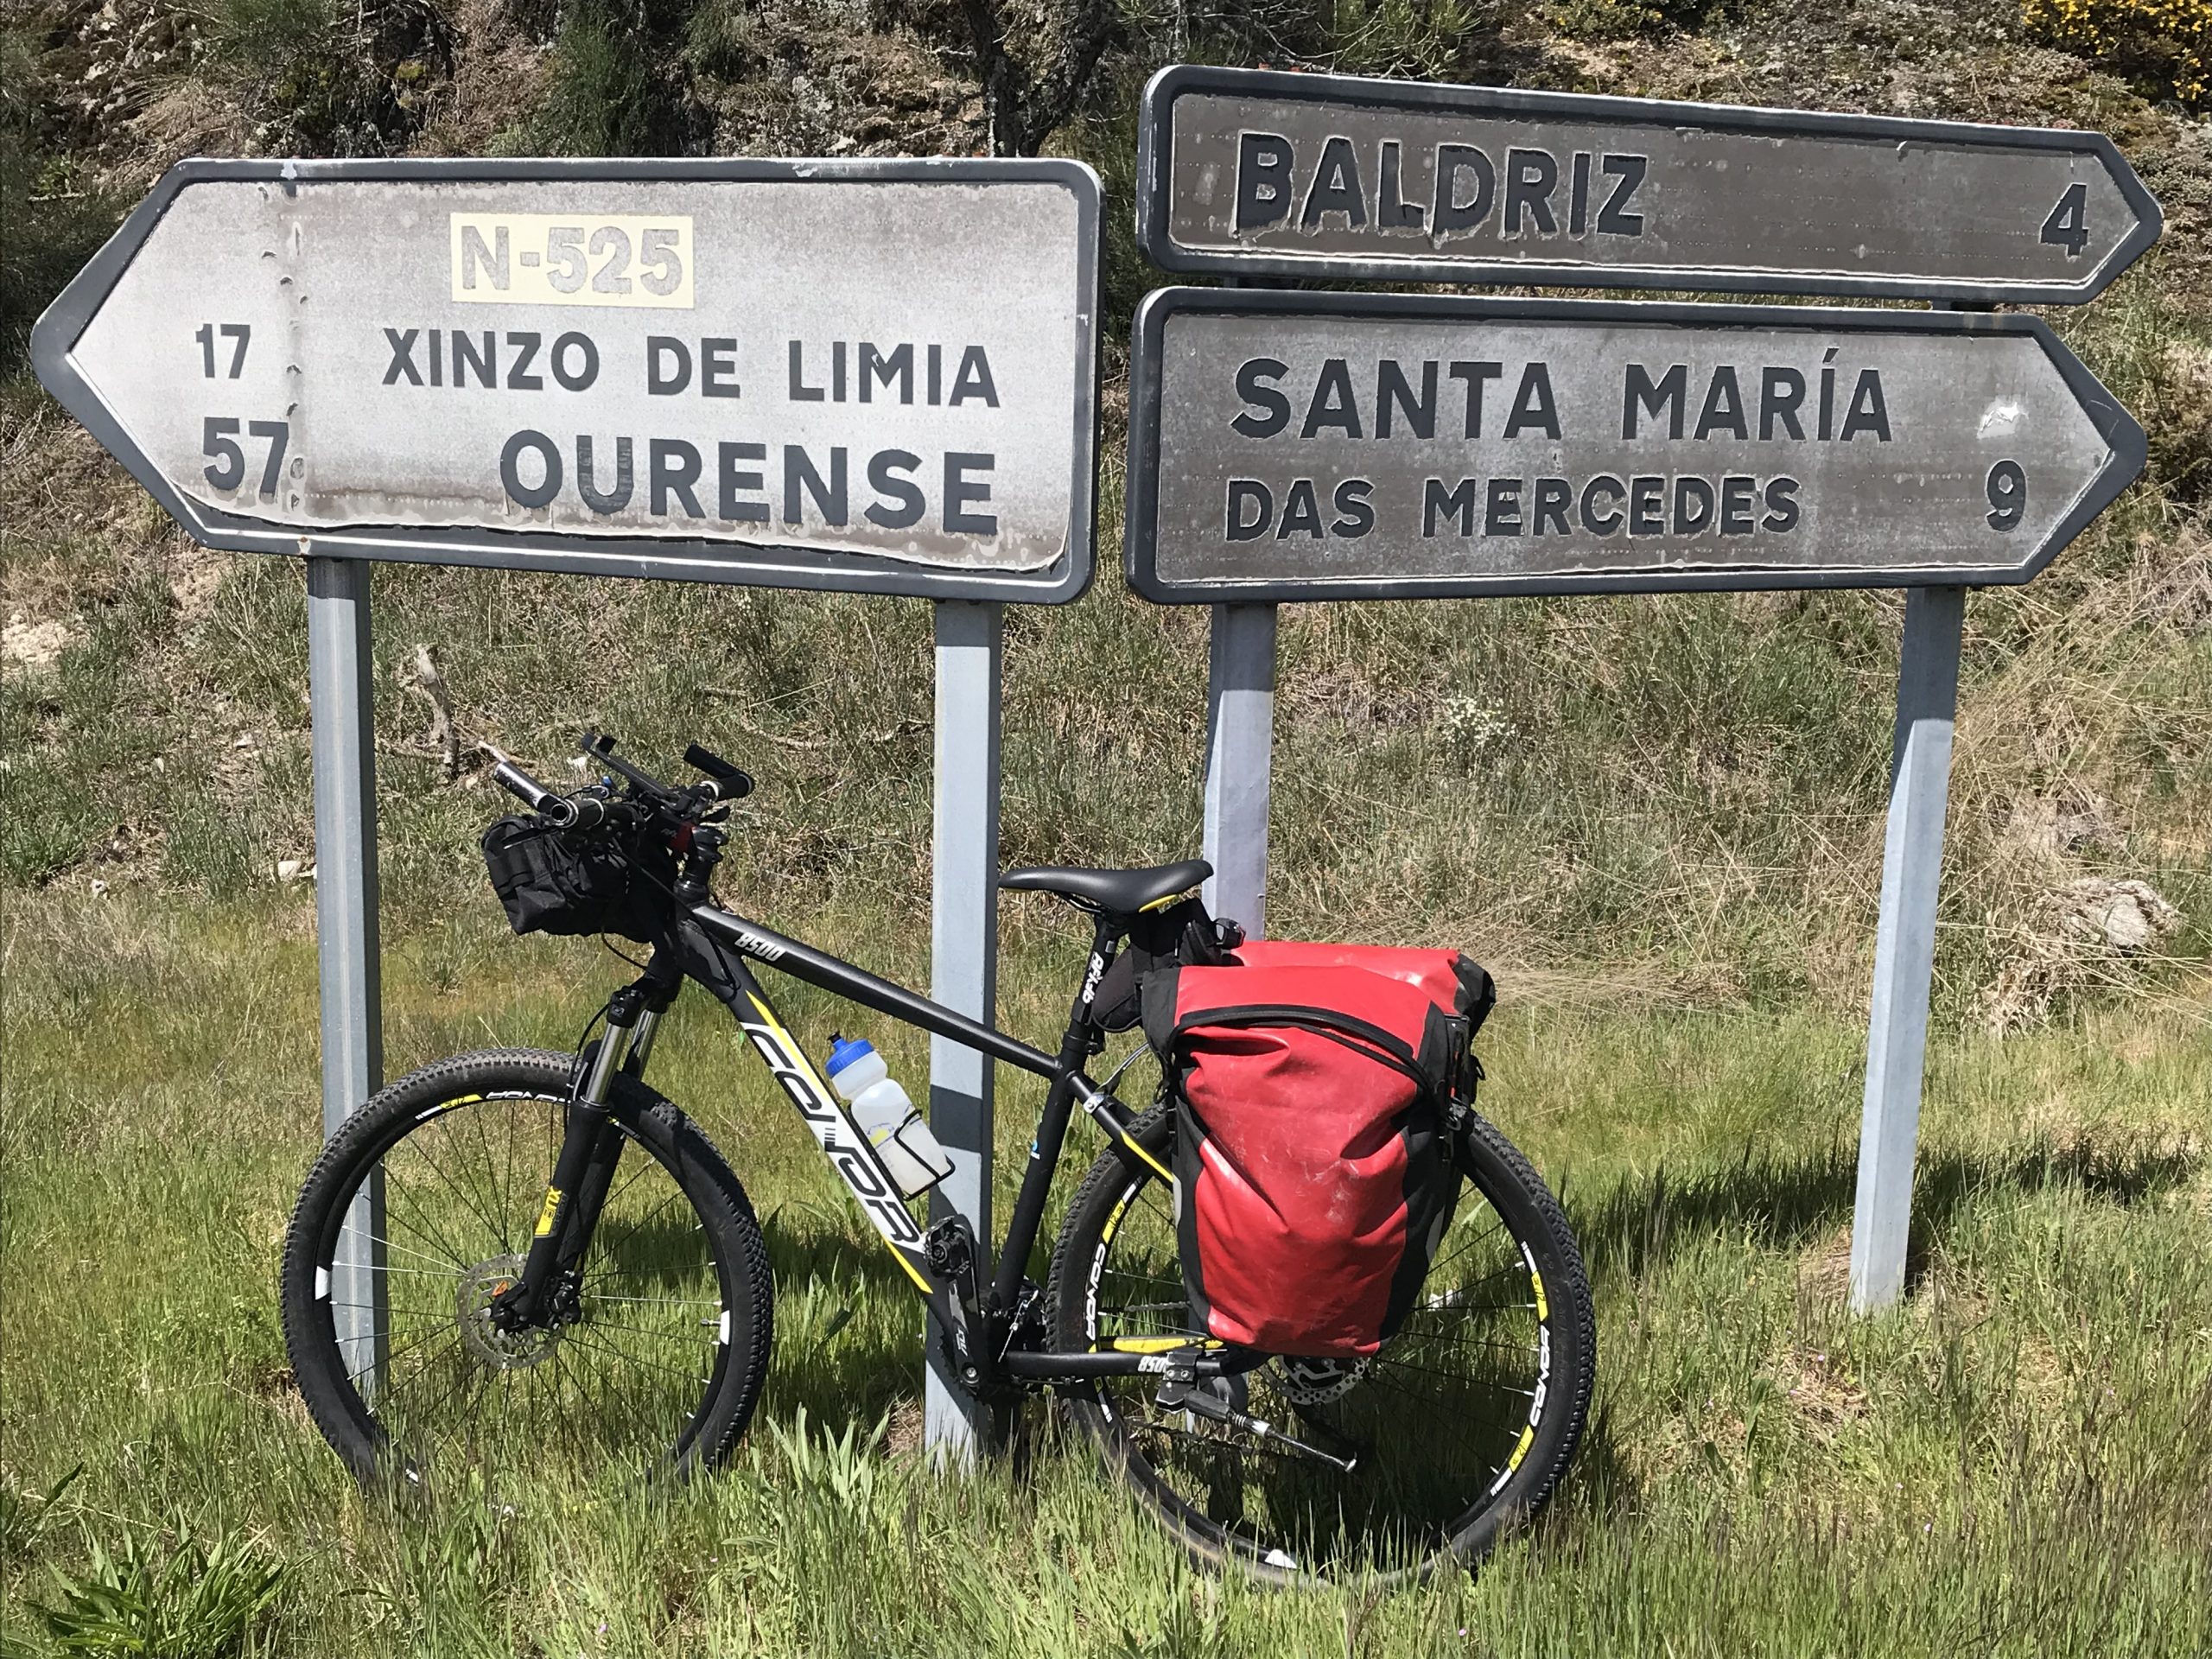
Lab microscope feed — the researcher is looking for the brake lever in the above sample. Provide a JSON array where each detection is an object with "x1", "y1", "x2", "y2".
[{"x1": 579, "y1": 731, "x2": 680, "y2": 801}]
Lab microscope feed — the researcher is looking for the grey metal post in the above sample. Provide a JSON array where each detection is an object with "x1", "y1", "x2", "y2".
[
  {"x1": 1201, "y1": 602, "x2": 1278, "y2": 939},
  {"x1": 1848, "y1": 585, "x2": 1966, "y2": 1313},
  {"x1": 926, "y1": 600, "x2": 1002, "y2": 1459},
  {"x1": 306, "y1": 556, "x2": 387, "y2": 1387}
]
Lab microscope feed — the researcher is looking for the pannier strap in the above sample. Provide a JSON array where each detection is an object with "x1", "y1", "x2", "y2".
[{"x1": 1165, "y1": 1005, "x2": 1432, "y2": 1093}]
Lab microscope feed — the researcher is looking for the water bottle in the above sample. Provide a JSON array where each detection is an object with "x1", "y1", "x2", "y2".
[{"x1": 823, "y1": 1035, "x2": 954, "y2": 1199}]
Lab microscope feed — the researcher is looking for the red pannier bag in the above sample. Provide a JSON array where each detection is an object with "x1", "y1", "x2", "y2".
[{"x1": 1141, "y1": 953, "x2": 1490, "y2": 1357}]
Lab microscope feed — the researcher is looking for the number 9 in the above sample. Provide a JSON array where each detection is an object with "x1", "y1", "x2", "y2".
[{"x1": 1986, "y1": 460, "x2": 2026, "y2": 531}]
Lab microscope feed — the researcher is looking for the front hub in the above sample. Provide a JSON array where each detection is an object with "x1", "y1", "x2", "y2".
[{"x1": 457, "y1": 1255, "x2": 562, "y2": 1370}]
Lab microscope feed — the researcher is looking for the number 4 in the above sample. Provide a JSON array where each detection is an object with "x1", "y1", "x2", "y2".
[{"x1": 2041, "y1": 182, "x2": 2089, "y2": 258}]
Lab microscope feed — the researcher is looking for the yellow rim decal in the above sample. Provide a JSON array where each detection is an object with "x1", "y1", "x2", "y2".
[
  {"x1": 1507, "y1": 1423, "x2": 1535, "y2": 1472},
  {"x1": 1531, "y1": 1269, "x2": 1549, "y2": 1322},
  {"x1": 1101, "y1": 1192, "x2": 1132, "y2": 1246},
  {"x1": 533, "y1": 1186, "x2": 563, "y2": 1238}
]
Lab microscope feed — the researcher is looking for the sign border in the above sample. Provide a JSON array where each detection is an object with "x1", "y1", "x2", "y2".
[
  {"x1": 1135, "y1": 64, "x2": 2161, "y2": 305},
  {"x1": 33, "y1": 156, "x2": 1103, "y2": 603},
  {"x1": 1122, "y1": 285, "x2": 2146, "y2": 604}
]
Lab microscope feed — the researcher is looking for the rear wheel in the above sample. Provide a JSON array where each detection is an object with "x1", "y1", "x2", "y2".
[
  {"x1": 280, "y1": 1049, "x2": 772, "y2": 1495},
  {"x1": 1048, "y1": 1103, "x2": 1594, "y2": 1585}
]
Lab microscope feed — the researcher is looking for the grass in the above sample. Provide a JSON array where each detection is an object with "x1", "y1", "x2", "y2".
[{"x1": 3, "y1": 887, "x2": 2208, "y2": 1656}]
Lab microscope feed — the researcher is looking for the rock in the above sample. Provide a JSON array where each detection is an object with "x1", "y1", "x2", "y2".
[
  {"x1": 1980, "y1": 876, "x2": 2183, "y2": 1033},
  {"x1": 2054, "y1": 877, "x2": 2182, "y2": 952}
]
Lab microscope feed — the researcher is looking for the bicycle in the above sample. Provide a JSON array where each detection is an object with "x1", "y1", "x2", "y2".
[{"x1": 280, "y1": 732, "x2": 1596, "y2": 1582}]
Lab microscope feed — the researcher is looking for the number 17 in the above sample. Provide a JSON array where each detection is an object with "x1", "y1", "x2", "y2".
[{"x1": 196, "y1": 322, "x2": 251, "y2": 378}]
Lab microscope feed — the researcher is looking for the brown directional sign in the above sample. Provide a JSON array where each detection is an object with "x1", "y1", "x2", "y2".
[
  {"x1": 33, "y1": 157, "x2": 1101, "y2": 601},
  {"x1": 1124, "y1": 288, "x2": 2144, "y2": 602},
  {"x1": 1137, "y1": 66, "x2": 2161, "y2": 303}
]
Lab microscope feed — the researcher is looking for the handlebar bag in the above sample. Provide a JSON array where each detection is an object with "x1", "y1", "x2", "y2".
[
  {"x1": 1141, "y1": 961, "x2": 1471, "y2": 1357},
  {"x1": 480, "y1": 814, "x2": 673, "y2": 944}
]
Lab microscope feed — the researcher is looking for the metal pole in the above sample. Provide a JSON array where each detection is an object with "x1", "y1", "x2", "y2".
[
  {"x1": 306, "y1": 556, "x2": 387, "y2": 1386},
  {"x1": 926, "y1": 599, "x2": 1002, "y2": 1459},
  {"x1": 1201, "y1": 602, "x2": 1278, "y2": 939},
  {"x1": 1848, "y1": 584, "x2": 1966, "y2": 1313}
]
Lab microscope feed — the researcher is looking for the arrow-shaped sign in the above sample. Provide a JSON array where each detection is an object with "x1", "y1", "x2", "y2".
[
  {"x1": 1138, "y1": 66, "x2": 2161, "y2": 302},
  {"x1": 32, "y1": 157, "x2": 1101, "y2": 602},
  {"x1": 1125, "y1": 289, "x2": 2145, "y2": 602}
]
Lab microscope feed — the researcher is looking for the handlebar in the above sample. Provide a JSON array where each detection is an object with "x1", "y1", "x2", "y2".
[{"x1": 488, "y1": 735, "x2": 751, "y2": 830}]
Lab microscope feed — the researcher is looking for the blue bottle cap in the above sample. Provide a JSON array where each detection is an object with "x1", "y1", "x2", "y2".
[{"x1": 825, "y1": 1033, "x2": 874, "y2": 1077}]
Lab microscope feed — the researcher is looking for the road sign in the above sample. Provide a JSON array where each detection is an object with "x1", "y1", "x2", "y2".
[
  {"x1": 33, "y1": 157, "x2": 1101, "y2": 602},
  {"x1": 1136, "y1": 65, "x2": 2160, "y2": 302},
  {"x1": 1125, "y1": 287, "x2": 2144, "y2": 604}
]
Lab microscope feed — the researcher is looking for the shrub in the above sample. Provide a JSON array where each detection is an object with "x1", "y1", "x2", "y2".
[{"x1": 2024, "y1": 0, "x2": 2212, "y2": 108}]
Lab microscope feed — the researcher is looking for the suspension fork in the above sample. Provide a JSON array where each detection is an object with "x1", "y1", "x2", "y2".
[{"x1": 493, "y1": 963, "x2": 681, "y2": 1330}]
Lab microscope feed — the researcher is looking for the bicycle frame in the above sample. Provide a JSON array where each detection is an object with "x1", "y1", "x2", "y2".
[{"x1": 513, "y1": 890, "x2": 1233, "y2": 1401}]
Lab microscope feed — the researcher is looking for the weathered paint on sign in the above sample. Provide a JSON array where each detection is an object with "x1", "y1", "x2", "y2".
[
  {"x1": 34, "y1": 159, "x2": 1101, "y2": 601},
  {"x1": 1124, "y1": 289, "x2": 2143, "y2": 602},
  {"x1": 1137, "y1": 66, "x2": 2160, "y2": 302}
]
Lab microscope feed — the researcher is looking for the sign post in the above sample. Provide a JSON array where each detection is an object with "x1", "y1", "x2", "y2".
[
  {"x1": 34, "y1": 156, "x2": 1101, "y2": 1429},
  {"x1": 1202, "y1": 602, "x2": 1276, "y2": 937},
  {"x1": 1128, "y1": 64, "x2": 2155, "y2": 1312},
  {"x1": 306, "y1": 555, "x2": 386, "y2": 1389},
  {"x1": 1849, "y1": 586, "x2": 1966, "y2": 1311},
  {"x1": 927, "y1": 599, "x2": 1003, "y2": 1459}
]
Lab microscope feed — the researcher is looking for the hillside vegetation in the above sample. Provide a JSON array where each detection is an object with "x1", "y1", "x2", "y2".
[{"x1": 5, "y1": 0, "x2": 2211, "y2": 1023}]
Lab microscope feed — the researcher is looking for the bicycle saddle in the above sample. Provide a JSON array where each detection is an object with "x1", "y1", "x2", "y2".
[{"x1": 998, "y1": 859, "x2": 1212, "y2": 915}]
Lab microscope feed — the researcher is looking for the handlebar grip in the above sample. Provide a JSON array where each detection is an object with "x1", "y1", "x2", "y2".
[
  {"x1": 683, "y1": 742, "x2": 753, "y2": 800},
  {"x1": 492, "y1": 757, "x2": 560, "y2": 812}
]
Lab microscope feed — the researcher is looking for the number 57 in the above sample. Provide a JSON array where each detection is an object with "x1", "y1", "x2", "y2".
[{"x1": 204, "y1": 417, "x2": 290, "y2": 498}]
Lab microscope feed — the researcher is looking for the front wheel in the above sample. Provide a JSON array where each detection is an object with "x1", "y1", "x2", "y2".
[
  {"x1": 1048, "y1": 1103, "x2": 1595, "y2": 1585},
  {"x1": 280, "y1": 1049, "x2": 772, "y2": 1493}
]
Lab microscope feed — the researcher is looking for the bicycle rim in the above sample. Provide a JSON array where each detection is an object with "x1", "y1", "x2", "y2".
[
  {"x1": 302, "y1": 1085, "x2": 736, "y2": 1491},
  {"x1": 1074, "y1": 1140, "x2": 1560, "y2": 1578}
]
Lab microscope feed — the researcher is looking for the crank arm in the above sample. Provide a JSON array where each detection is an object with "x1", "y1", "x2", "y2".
[{"x1": 1156, "y1": 1382, "x2": 1359, "y2": 1474}]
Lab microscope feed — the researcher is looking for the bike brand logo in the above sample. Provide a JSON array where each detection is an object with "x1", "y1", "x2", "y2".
[{"x1": 741, "y1": 1019, "x2": 923, "y2": 1249}]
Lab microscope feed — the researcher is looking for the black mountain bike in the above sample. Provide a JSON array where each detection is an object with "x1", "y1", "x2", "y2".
[{"x1": 280, "y1": 734, "x2": 1595, "y2": 1582}]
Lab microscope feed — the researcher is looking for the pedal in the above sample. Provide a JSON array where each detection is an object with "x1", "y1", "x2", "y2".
[{"x1": 922, "y1": 1215, "x2": 976, "y2": 1281}]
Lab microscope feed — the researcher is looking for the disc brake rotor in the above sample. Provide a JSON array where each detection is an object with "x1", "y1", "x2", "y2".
[
  {"x1": 1270, "y1": 1354, "x2": 1369, "y2": 1406},
  {"x1": 456, "y1": 1254, "x2": 561, "y2": 1370}
]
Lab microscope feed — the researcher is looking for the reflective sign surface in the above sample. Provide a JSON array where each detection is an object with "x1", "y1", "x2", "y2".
[
  {"x1": 35, "y1": 159, "x2": 1101, "y2": 601},
  {"x1": 1138, "y1": 66, "x2": 2159, "y2": 302},
  {"x1": 1126, "y1": 289, "x2": 2143, "y2": 601}
]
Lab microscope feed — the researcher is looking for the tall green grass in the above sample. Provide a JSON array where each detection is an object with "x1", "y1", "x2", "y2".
[{"x1": 3, "y1": 891, "x2": 2207, "y2": 1655}]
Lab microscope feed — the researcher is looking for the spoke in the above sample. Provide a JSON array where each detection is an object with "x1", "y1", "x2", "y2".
[
  {"x1": 334, "y1": 1228, "x2": 459, "y2": 1274},
  {"x1": 1427, "y1": 1216, "x2": 1509, "y2": 1277},
  {"x1": 467, "y1": 1099, "x2": 517, "y2": 1254},
  {"x1": 582, "y1": 1292, "x2": 722, "y2": 1307},
  {"x1": 394, "y1": 1131, "x2": 512, "y2": 1257},
  {"x1": 1364, "y1": 1351, "x2": 1538, "y2": 1395},
  {"x1": 588, "y1": 1185, "x2": 686, "y2": 1268},
  {"x1": 378, "y1": 1181, "x2": 475, "y2": 1270},
  {"x1": 560, "y1": 1326, "x2": 711, "y2": 1387}
]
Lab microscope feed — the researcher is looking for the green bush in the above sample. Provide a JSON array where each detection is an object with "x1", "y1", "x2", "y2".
[
  {"x1": 2024, "y1": 0, "x2": 2212, "y2": 107},
  {"x1": 36, "y1": 1525, "x2": 285, "y2": 1659}
]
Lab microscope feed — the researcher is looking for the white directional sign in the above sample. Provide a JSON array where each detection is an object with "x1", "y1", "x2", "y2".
[
  {"x1": 1125, "y1": 289, "x2": 2145, "y2": 601},
  {"x1": 33, "y1": 158, "x2": 1102, "y2": 601},
  {"x1": 1137, "y1": 66, "x2": 2161, "y2": 302}
]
